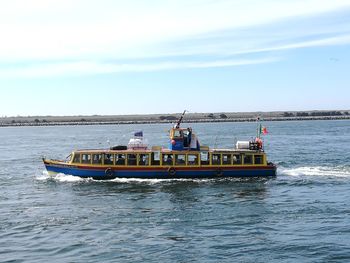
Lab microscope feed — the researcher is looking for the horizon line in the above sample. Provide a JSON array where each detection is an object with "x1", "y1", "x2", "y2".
[{"x1": 1, "y1": 109, "x2": 349, "y2": 119}]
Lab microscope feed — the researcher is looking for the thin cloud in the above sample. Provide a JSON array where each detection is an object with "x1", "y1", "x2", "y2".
[
  {"x1": 133, "y1": 33, "x2": 350, "y2": 60},
  {"x1": 0, "y1": 58, "x2": 279, "y2": 78},
  {"x1": 225, "y1": 34, "x2": 350, "y2": 57},
  {"x1": 0, "y1": 0, "x2": 350, "y2": 60}
]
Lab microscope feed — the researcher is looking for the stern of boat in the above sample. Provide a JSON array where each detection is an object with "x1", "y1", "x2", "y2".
[{"x1": 267, "y1": 162, "x2": 277, "y2": 176}]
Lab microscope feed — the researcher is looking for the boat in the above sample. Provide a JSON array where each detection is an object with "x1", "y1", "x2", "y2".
[{"x1": 43, "y1": 111, "x2": 277, "y2": 179}]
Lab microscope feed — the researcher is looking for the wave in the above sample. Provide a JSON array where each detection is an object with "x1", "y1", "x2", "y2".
[
  {"x1": 36, "y1": 170, "x2": 216, "y2": 184},
  {"x1": 110, "y1": 177, "x2": 213, "y2": 184},
  {"x1": 36, "y1": 170, "x2": 87, "y2": 182},
  {"x1": 278, "y1": 166, "x2": 350, "y2": 178}
]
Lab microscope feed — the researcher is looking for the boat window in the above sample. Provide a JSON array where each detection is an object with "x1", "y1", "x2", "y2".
[
  {"x1": 200, "y1": 152, "x2": 209, "y2": 165},
  {"x1": 175, "y1": 154, "x2": 186, "y2": 165},
  {"x1": 138, "y1": 154, "x2": 149, "y2": 166},
  {"x1": 104, "y1": 153, "x2": 114, "y2": 165},
  {"x1": 187, "y1": 154, "x2": 199, "y2": 166},
  {"x1": 222, "y1": 154, "x2": 231, "y2": 165},
  {"x1": 92, "y1": 154, "x2": 102, "y2": 164},
  {"x1": 232, "y1": 154, "x2": 242, "y2": 165},
  {"x1": 162, "y1": 154, "x2": 173, "y2": 165},
  {"x1": 116, "y1": 154, "x2": 126, "y2": 165},
  {"x1": 151, "y1": 152, "x2": 160, "y2": 166},
  {"x1": 72, "y1": 153, "x2": 81, "y2": 163},
  {"x1": 81, "y1": 154, "x2": 91, "y2": 164},
  {"x1": 127, "y1": 154, "x2": 137, "y2": 165},
  {"x1": 173, "y1": 130, "x2": 182, "y2": 138},
  {"x1": 243, "y1": 154, "x2": 253, "y2": 165},
  {"x1": 212, "y1": 154, "x2": 221, "y2": 165},
  {"x1": 254, "y1": 155, "x2": 263, "y2": 165},
  {"x1": 65, "y1": 154, "x2": 72, "y2": 162}
]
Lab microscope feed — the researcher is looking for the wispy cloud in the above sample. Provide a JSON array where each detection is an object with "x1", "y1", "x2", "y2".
[
  {"x1": 225, "y1": 34, "x2": 350, "y2": 57},
  {"x1": 0, "y1": 57, "x2": 279, "y2": 78},
  {"x1": 0, "y1": 0, "x2": 350, "y2": 76}
]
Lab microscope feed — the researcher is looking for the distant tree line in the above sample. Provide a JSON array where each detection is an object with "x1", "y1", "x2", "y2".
[
  {"x1": 205, "y1": 113, "x2": 227, "y2": 119},
  {"x1": 159, "y1": 115, "x2": 178, "y2": 120},
  {"x1": 10, "y1": 118, "x2": 83, "y2": 124},
  {"x1": 283, "y1": 111, "x2": 349, "y2": 117},
  {"x1": 159, "y1": 113, "x2": 228, "y2": 120},
  {"x1": 11, "y1": 118, "x2": 48, "y2": 124}
]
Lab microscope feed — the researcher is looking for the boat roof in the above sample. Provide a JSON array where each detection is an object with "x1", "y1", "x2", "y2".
[{"x1": 73, "y1": 148, "x2": 264, "y2": 154}]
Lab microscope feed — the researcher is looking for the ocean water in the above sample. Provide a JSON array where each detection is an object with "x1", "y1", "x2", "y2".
[{"x1": 0, "y1": 120, "x2": 350, "y2": 262}]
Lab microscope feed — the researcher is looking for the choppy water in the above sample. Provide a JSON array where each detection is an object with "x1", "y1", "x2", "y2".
[{"x1": 1, "y1": 120, "x2": 350, "y2": 262}]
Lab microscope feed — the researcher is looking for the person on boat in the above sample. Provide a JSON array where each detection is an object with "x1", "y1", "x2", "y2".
[
  {"x1": 104, "y1": 154, "x2": 113, "y2": 165},
  {"x1": 116, "y1": 154, "x2": 126, "y2": 165},
  {"x1": 163, "y1": 154, "x2": 173, "y2": 165},
  {"x1": 189, "y1": 130, "x2": 200, "y2": 150},
  {"x1": 255, "y1": 137, "x2": 263, "y2": 149},
  {"x1": 183, "y1": 128, "x2": 192, "y2": 148}
]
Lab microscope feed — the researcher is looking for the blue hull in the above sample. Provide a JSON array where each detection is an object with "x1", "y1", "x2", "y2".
[{"x1": 44, "y1": 164, "x2": 277, "y2": 180}]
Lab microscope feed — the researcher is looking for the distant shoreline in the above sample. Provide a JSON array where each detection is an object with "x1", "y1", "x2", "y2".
[{"x1": 1, "y1": 114, "x2": 349, "y2": 127}]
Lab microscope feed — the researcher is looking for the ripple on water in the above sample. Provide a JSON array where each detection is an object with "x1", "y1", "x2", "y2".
[{"x1": 2, "y1": 121, "x2": 350, "y2": 262}]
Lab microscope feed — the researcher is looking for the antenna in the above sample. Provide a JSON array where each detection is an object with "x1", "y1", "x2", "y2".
[
  {"x1": 233, "y1": 137, "x2": 237, "y2": 149},
  {"x1": 214, "y1": 135, "x2": 218, "y2": 149}
]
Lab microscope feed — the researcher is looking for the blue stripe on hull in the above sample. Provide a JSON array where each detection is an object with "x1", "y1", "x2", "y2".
[{"x1": 45, "y1": 165, "x2": 276, "y2": 179}]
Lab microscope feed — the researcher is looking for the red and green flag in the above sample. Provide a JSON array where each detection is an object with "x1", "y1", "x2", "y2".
[
  {"x1": 257, "y1": 124, "x2": 268, "y2": 138},
  {"x1": 261, "y1": 126, "x2": 268, "y2": 135}
]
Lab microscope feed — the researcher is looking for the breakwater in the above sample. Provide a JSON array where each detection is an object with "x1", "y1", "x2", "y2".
[{"x1": 1, "y1": 115, "x2": 350, "y2": 127}]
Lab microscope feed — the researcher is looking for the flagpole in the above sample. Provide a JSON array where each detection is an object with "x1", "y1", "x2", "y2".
[{"x1": 256, "y1": 117, "x2": 261, "y2": 139}]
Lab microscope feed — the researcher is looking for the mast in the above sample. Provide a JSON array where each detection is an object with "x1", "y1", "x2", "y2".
[{"x1": 175, "y1": 110, "x2": 187, "y2": 129}]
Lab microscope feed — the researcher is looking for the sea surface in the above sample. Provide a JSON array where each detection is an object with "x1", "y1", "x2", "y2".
[{"x1": 0, "y1": 120, "x2": 350, "y2": 262}]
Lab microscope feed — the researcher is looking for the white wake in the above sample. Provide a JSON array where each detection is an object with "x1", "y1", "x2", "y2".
[
  {"x1": 36, "y1": 170, "x2": 214, "y2": 184},
  {"x1": 278, "y1": 166, "x2": 350, "y2": 178},
  {"x1": 36, "y1": 170, "x2": 86, "y2": 182}
]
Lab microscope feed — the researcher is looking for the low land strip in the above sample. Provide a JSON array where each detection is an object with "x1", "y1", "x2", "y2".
[{"x1": 1, "y1": 110, "x2": 349, "y2": 127}]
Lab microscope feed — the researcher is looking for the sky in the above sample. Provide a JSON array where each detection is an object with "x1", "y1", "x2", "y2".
[{"x1": 1, "y1": 0, "x2": 350, "y2": 116}]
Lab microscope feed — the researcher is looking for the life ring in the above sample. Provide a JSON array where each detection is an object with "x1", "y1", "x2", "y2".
[
  {"x1": 216, "y1": 168, "x2": 223, "y2": 176},
  {"x1": 105, "y1": 168, "x2": 114, "y2": 177},
  {"x1": 168, "y1": 167, "x2": 176, "y2": 176}
]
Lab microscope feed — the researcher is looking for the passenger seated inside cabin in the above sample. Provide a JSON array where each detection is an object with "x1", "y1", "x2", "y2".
[
  {"x1": 81, "y1": 154, "x2": 91, "y2": 164},
  {"x1": 116, "y1": 154, "x2": 126, "y2": 165},
  {"x1": 233, "y1": 154, "x2": 241, "y2": 165},
  {"x1": 92, "y1": 154, "x2": 102, "y2": 164},
  {"x1": 127, "y1": 154, "x2": 137, "y2": 165},
  {"x1": 222, "y1": 154, "x2": 231, "y2": 165},
  {"x1": 187, "y1": 154, "x2": 198, "y2": 165},
  {"x1": 163, "y1": 154, "x2": 173, "y2": 165},
  {"x1": 212, "y1": 154, "x2": 221, "y2": 165},
  {"x1": 138, "y1": 154, "x2": 149, "y2": 166},
  {"x1": 104, "y1": 154, "x2": 113, "y2": 165},
  {"x1": 175, "y1": 154, "x2": 186, "y2": 165}
]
